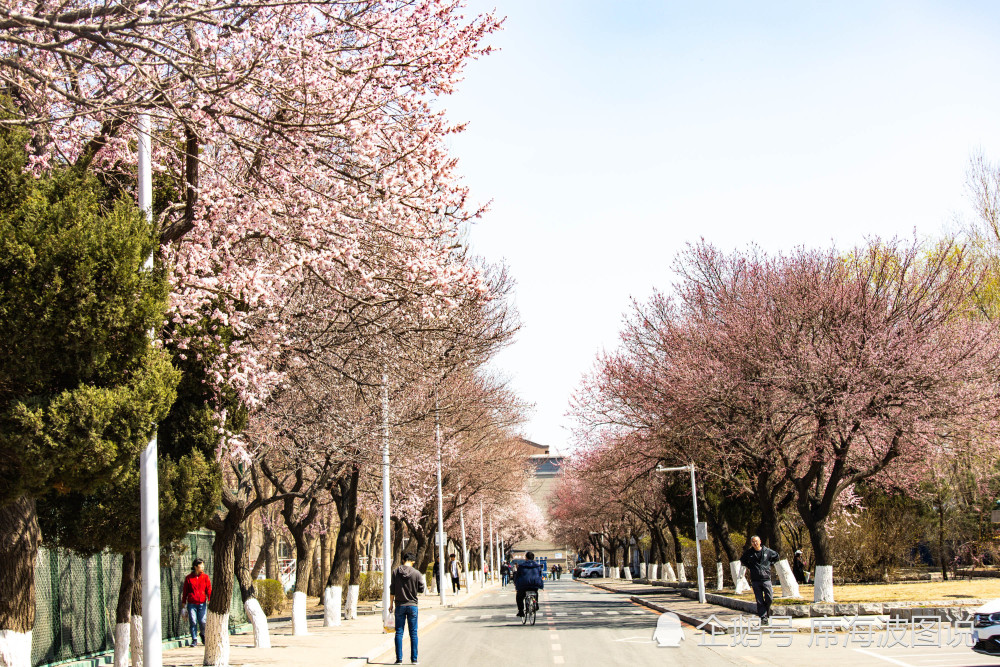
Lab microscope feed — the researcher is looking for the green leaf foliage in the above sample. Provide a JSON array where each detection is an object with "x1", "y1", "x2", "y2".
[{"x1": 0, "y1": 115, "x2": 179, "y2": 505}]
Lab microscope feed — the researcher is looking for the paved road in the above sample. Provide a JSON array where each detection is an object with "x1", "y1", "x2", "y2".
[{"x1": 372, "y1": 578, "x2": 1000, "y2": 666}]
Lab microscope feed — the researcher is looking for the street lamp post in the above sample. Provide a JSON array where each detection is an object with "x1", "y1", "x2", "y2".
[
  {"x1": 479, "y1": 500, "x2": 485, "y2": 588},
  {"x1": 137, "y1": 113, "x2": 163, "y2": 667},
  {"x1": 381, "y1": 374, "x2": 392, "y2": 630},
  {"x1": 656, "y1": 463, "x2": 706, "y2": 604},
  {"x1": 458, "y1": 484, "x2": 469, "y2": 592},
  {"x1": 488, "y1": 516, "x2": 495, "y2": 582},
  {"x1": 434, "y1": 400, "x2": 447, "y2": 605}
]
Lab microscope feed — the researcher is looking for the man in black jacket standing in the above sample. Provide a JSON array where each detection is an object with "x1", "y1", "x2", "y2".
[
  {"x1": 740, "y1": 536, "x2": 780, "y2": 625},
  {"x1": 390, "y1": 552, "x2": 426, "y2": 665}
]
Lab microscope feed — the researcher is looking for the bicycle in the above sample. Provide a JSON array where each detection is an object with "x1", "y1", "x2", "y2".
[{"x1": 522, "y1": 590, "x2": 538, "y2": 626}]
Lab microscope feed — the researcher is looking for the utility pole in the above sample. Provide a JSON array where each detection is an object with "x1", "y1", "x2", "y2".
[
  {"x1": 138, "y1": 112, "x2": 162, "y2": 667},
  {"x1": 434, "y1": 398, "x2": 446, "y2": 605},
  {"x1": 381, "y1": 374, "x2": 392, "y2": 628},
  {"x1": 459, "y1": 483, "x2": 469, "y2": 592},
  {"x1": 656, "y1": 463, "x2": 706, "y2": 604}
]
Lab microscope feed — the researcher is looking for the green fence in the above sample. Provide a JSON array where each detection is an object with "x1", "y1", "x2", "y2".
[{"x1": 32, "y1": 531, "x2": 247, "y2": 667}]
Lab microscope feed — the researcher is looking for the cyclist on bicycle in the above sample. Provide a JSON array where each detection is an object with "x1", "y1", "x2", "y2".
[{"x1": 514, "y1": 551, "x2": 544, "y2": 618}]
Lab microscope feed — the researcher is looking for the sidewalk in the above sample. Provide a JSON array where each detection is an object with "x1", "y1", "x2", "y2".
[{"x1": 163, "y1": 580, "x2": 501, "y2": 667}]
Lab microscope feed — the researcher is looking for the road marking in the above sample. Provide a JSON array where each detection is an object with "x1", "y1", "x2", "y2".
[
  {"x1": 606, "y1": 611, "x2": 619, "y2": 615},
  {"x1": 555, "y1": 612, "x2": 567, "y2": 616},
  {"x1": 852, "y1": 649, "x2": 913, "y2": 667},
  {"x1": 553, "y1": 657, "x2": 565, "y2": 665},
  {"x1": 552, "y1": 644, "x2": 562, "y2": 651},
  {"x1": 454, "y1": 615, "x2": 466, "y2": 620},
  {"x1": 629, "y1": 610, "x2": 645, "y2": 614},
  {"x1": 581, "y1": 611, "x2": 594, "y2": 616},
  {"x1": 550, "y1": 633, "x2": 559, "y2": 640},
  {"x1": 479, "y1": 614, "x2": 492, "y2": 620}
]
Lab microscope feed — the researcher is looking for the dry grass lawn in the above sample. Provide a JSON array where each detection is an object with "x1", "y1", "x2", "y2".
[{"x1": 725, "y1": 580, "x2": 1000, "y2": 604}]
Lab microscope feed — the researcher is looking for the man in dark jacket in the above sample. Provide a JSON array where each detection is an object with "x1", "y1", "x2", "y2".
[
  {"x1": 390, "y1": 552, "x2": 426, "y2": 665},
  {"x1": 514, "y1": 552, "x2": 545, "y2": 617},
  {"x1": 740, "y1": 536, "x2": 780, "y2": 624},
  {"x1": 792, "y1": 550, "x2": 807, "y2": 584}
]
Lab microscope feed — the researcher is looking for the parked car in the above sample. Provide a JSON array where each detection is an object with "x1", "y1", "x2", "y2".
[
  {"x1": 573, "y1": 562, "x2": 604, "y2": 578},
  {"x1": 973, "y1": 599, "x2": 1000, "y2": 656}
]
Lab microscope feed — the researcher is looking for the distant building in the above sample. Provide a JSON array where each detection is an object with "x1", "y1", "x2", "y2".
[{"x1": 510, "y1": 438, "x2": 573, "y2": 570}]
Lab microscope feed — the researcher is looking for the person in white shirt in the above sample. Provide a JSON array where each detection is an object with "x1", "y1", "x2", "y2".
[{"x1": 449, "y1": 554, "x2": 461, "y2": 593}]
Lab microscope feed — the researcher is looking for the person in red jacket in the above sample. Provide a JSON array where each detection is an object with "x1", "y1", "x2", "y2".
[{"x1": 180, "y1": 559, "x2": 212, "y2": 646}]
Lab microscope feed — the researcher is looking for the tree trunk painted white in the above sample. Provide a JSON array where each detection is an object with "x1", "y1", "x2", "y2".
[
  {"x1": 129, "y1": 616, "x2": 143, "y2": 667},
  {"x1": 623, "y1": 566, "x2": 633, "y2": 580},
  {"x1": 729, "y1": 561, "x2": 750, "y2": 594},
  {"x1": 292, "y1": 591, "x2": 308, "y2": 635},
  {"x1": 813, "y1": 565, "x2": 834, "y2": 603},
  {"x1": 243, "y1": 598, "x2": 270, "y2": 649},
  {"x1": 774, "y1": 559, "x2": 801, "y2": 599},
  {"x1": 113, "y1": 623, "x2": 131, "y2": 667},
  {"x1": 323, "y1": 586, "x2": 342, "y2": 627},
  {"x1": 344, "y1": 585, "x2": 360, "y2": 620},
  {"x1": 0, "y1": 630, "x2": 31, "y2": 667},
  {"x1": 640, "y1": 562, "x2": 647, "y2": 579},
  {"x1": 675, "y1": 563, "x2": 686, "y2": 582},
  {"x1": 424, "y1": 573, "x2": 432, "y2": 594},
  {"x1": 202, "y1": 610, "x2": 229, "y2": 667},
  {"x1": 649, "y1": 563, "x2": 658, "y2": 580},
  {"x1": 716, "y1": 562, "x2": 725, "y2": 590},
  {"x1": 663, "y1": 563, "x2": 677, "y2": 582}
]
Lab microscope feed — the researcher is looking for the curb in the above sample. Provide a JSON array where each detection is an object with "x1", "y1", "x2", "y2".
[
  {"x1": 578, "y1": 578, "x2": 729, "y2": 634},
  {"x1": 628, "y1": 596, "x2": 729, "y2": 634}
]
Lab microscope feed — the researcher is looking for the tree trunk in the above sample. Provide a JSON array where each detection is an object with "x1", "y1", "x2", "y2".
[
  {"x1": 328, "y1": 468, "x2": 360, "y2": 587},
  {"x1": 803, "y1": 514, "x2": 834, "y2": 602},
  {"x1": 129, "y1": 559, "x2": 143, "y2": 667},
  {"x1": 307, "y1": 540, "x2": 322, "y2": 597},
  {"x1": 264, "y1": 527, "x2": 276, "y2": 581},
  {"x1": 113, "y1": 552, "x2": 136, "y2": 667},
  {"x1": 250, "y1": 529, "x2": 273, "y2": 581},
  {"x1": 0, "y1": 495, "x2": 42, "y2": 667},
  {"x1": 391, "y1": 518, "x2": 404, "y2": 565},
  {"x1": 235, "y1": 528, "x2": 269, "y2": 648},
  {"x1": 320, "y1": 531, "x2": 330, "y2": 591},
  {"x1": 344, "y1": 528, "x2": 361, "y2": 620},
  {"x1": 205, "y1": 508, "x2": 242, "y2": 667},
  {"x1": 938, "y1": 502, "x2": 949, "y2": 582}
]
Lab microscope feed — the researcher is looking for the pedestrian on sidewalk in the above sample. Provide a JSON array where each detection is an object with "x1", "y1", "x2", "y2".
[
  {"x1": 500, "y1": 561, "x2": 510, "y2": 587},
  {"x1": 792, "y1": 550, "x2": 807, "y2": 584},
  {"x1": 180, "y1": 558, "x2": 211, "y2": 646},
  {"x1": 432, "y1": 558, "x2": 441, "y2": 593},
  {"x1": 449, "y1": 554, "x2": 461, "y2": 593},
  {"x1": 390, "y1": 551, "x2": 425, "y2": 665},
  {"x1": 739, "y1": 536, "x2": 780, "y2": 625}
]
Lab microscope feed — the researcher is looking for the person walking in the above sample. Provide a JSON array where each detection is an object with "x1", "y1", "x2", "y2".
[
  {"x1": 500, "y1": 561, "x2": 510, "y2": 587},
  {"x1": 390, "y1": 551, "x2": 425, "y2": 665},
  {"x1": 449, "y1": 554, "x2": 461, "y2": 593},
  {"x1": 792, "y1": 550, "x2": 807, "y2": 584},
  {"x1": 739, "y1": 536, "x2": 780, "y2": 625},
  {"x1": 431, "y1": 558, "x2": 442, "y2": 594},
  {"x1": 514, "y1": 552, "x2": 545, "y2": 618},
  {"x1": 180, "y1": 558, "x2": 211, "y2": 646}
]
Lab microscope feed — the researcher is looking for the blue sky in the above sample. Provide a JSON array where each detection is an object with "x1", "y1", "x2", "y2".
[{"x1": 444, "y1": 1, "x2": 1000, "y2": 451}]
